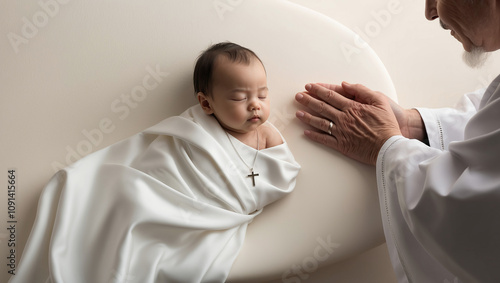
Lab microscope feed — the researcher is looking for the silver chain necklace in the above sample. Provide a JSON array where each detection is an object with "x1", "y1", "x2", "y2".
[{"x1": 225, "y1": 130, "x2": 260, "y2": 186}]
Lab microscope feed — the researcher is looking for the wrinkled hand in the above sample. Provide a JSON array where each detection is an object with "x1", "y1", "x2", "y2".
[
  {"x1": 388, "y1": 97, "x2": 427, "y2": 142},
  {"x1": 295, "y1": 82, "x2": 402, "y2": 165}
]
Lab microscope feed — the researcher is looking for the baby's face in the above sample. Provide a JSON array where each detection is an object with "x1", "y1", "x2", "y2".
[{"x1": 202, "y1": 56, "x2": 270, "y2": 135}]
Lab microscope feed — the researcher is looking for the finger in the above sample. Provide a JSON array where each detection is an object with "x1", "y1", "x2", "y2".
[
  {"x1": 304, "y1": 129, "x2": 338, "y2": 150},
  {"x1": 341, "y1": 82, "x2": 383, "y2": 104},
  {"x1": 295, "y1": 91, "x2": 341, "y2": 120},
  {"x1": 309, "y1": 83, "x2": 346, "y2": 100},
  {"x1": 296, "y1": 110, "x2": 336, "y2": 134},
  {"x1": 316, "y1": 83, "x2": 354, "y2": 100},
  {"x1": 305, "y1": 83, "x2": 354, "y2": 111}
]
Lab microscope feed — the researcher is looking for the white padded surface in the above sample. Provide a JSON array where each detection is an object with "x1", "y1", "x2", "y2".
[{"x1": 0, "y1": 0, "x2": 396, "y2": 281}]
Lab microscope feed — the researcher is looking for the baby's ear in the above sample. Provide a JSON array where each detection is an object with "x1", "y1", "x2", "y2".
[{"x1": 197, "y1": 92, "x2": 214, "y2": 115}]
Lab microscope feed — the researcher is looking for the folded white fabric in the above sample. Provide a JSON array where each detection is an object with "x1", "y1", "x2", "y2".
[{"x1": 11, "y1": 105, "x2": 300, "y2": 283}]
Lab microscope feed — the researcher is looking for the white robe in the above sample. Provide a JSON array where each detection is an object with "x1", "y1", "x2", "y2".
[
  {"x1": 377, "y1": 74, "x2": 500, "y2": 283},
  {"x1": 10, "y1": 105, "x2": 300, "y2": 283}
]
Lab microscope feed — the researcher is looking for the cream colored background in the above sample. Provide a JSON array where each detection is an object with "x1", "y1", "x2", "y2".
[{"x1": 1, "y1": 0, "x2": 500, "y2": 282}]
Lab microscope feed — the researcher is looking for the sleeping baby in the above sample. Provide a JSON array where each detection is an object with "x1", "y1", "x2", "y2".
[{"x1": 10, "y1": 42, "x2": 300, "y2": 283}]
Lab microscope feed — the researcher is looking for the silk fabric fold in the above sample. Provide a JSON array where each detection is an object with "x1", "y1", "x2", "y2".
[{"x1": 11, "y1": 105, "x2": 300, "y2": 283}]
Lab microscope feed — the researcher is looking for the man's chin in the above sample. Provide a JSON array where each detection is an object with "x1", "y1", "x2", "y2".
[{"x1": 462, "y1": 46, "x2": 489, "y2": 68}]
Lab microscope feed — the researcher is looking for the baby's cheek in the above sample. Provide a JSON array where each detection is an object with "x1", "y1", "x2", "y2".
[
  {"x1": 263, "y1": 106, "x2": 271, "y2": 119},
  {"x1": 231, "y1": 110, "x2": 247, "y2": 123}
]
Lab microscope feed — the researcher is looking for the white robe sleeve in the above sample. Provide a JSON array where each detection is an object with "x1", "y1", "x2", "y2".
[
  {"x1": 415, "y1": 88, "x2": 484, "y2": 150},
  {"x1": 376, "y1": 75, "x2": 500, "y2": 283}
]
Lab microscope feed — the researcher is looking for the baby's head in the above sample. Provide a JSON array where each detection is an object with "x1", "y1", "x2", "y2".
[{"x1": 193, "y1": 42, "x2": 270, "y2": 135}]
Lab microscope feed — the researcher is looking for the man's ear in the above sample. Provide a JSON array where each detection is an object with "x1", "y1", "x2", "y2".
[{"x1": 197, "y1": 92, "x2": 214, "y2": 115}]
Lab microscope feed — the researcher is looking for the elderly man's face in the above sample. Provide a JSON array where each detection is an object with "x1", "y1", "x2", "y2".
[{"x1": 425, "y1": 0, "x2": 499, "y2": 67}]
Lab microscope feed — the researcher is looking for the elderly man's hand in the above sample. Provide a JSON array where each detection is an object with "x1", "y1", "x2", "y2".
[{"x1": 295, "y1": 82, "x2": 402, "y2": 165}]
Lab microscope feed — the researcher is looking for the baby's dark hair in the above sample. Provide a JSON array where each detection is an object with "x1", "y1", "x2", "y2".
[{"x1": 193, "y1": 42, "x2": 264, "y2": 96}]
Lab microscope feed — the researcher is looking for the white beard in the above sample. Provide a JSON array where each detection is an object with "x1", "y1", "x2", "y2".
[{"x1": 462, "y1": 46, "x2": 489, "y2": 68}]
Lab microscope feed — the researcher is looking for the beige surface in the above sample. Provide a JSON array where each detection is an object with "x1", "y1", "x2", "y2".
[
  {"x1": 0, "y1": 0, "x2": 394, "y2": 281},
  {"x1": 1, "y1": 1, "x2": 396, "y2": 282},
  {"x1": 4, "y1": 0, "x2": 499, "y2": 282}
]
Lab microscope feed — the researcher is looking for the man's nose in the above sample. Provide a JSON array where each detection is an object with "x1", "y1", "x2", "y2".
[{"x1": 425, "y1": 0, "x2": 439, "y2": 21}]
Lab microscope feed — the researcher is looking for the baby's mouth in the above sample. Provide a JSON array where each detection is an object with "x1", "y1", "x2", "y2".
[{"x1": 248, "y1": 115, "x2": 260, "y2": 122}]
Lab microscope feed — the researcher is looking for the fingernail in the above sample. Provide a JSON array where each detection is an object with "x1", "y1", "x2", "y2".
[
  {"x1": 342, "y1": 81, "x2": 351, "y2": 87},
  {"x1": 304, "y1": 130, "x2": 311, "y2": 135},
  {"x1": 296, "y1": 93, "x2": 304, "y2": 100},
  {"x1": 296, "y1": 111, "x2": 304, "y2": 118},
  {"x1": 305, "y1": 83, "x2": 312, "y2": 91}
]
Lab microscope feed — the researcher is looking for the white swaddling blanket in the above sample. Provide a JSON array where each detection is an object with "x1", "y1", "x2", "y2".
[{"x1": 11, "y1": 105, "x2": 300, "y2": 283}]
